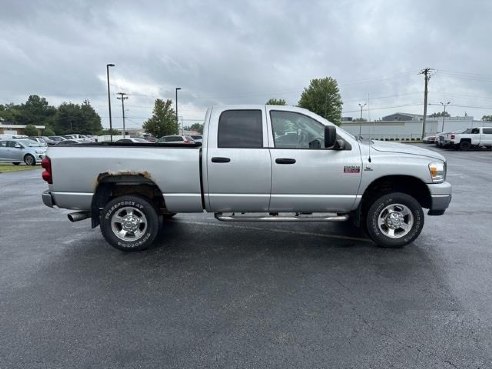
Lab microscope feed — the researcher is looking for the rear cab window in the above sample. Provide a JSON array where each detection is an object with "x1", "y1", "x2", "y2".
[{"x1": 218, "y1": 110, "x2": 263, "y2": 148}]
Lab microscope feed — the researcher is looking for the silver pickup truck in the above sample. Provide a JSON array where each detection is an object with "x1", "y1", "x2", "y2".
[{"x1": 41, "y1": 105, "x2": 452, "y2": 251}]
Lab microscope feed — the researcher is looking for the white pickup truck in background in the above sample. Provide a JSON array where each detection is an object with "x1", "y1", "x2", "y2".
[
  {"x1": 446, "y1": 127, "x2": 492, "y2": 150},
  {"x1": 41, "y1": 105, "x2": 452, "y2": 252}
]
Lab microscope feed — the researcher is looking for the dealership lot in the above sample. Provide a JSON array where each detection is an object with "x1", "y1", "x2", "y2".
[{"x1": 0, "y1": 146, "x2": 491, "y2": 368}]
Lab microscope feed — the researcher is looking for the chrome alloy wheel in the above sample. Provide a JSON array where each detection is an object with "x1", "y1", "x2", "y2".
[
  {"x1": 377, "y1": 203, "x2": 414, "y2": 239},
  {"x1": 111, "y1": 207, "x2": 148, "y2": 241}
]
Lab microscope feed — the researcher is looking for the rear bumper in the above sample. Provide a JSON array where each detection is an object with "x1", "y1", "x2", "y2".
[
  {"x1": 427, "y1": 182, "x2": 452, "y2": 215},
  {"x1": 42, "y1": 190, "x2": 54, "y2": 208}
]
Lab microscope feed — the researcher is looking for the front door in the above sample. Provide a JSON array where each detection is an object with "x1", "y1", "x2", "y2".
[{"x1": 267, "y1": 109, "x2": 362, "y2": 212}]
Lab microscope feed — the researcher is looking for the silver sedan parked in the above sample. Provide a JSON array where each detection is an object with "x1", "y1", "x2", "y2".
[{"x1": 0, "y1": 139, "x2": 47, "y2": 165}]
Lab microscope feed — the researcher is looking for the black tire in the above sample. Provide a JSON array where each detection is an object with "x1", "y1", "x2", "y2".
[
  {"x1": 459, "y1": 140, "x2": 471, "y2": 151},
  {"x1": 12, "y1": 162, "x2": 21, "y2": 166},
  {"x1": 100, "y1": 195, "x2": 160, "y2": 251},
  {"x1": 24, "y1": 154, "x2": 36, "y2": 166},
  {"x1": 366, "y1": 192, "x2": 424, "y2": 248}
]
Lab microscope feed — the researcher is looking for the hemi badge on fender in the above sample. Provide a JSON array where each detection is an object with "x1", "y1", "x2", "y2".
[{"x1": 344, "y1": 165, "x2": 360, "y2": 173}]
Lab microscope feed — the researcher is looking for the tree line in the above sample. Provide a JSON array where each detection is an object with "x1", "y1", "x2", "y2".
[
  {"x1": 0, "y1": 95, "x2": 103, "y2": 136},
  {"x1": 0, "y1": 77, "x2": 345, "y2": 138}
]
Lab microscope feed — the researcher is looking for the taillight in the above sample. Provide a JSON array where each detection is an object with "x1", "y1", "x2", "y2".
[{"x1": 41, "y1": 157, "x2": 52, "y2": 184}]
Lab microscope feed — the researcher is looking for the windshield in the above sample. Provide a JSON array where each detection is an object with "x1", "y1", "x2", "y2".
[{"x1": 17, "y1": 139, "x2": 44, "y2": 147}]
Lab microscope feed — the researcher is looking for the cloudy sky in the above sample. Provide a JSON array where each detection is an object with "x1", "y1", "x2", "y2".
[{"x1": 1, "y1": 0, "x2": 491, "y2": 129}]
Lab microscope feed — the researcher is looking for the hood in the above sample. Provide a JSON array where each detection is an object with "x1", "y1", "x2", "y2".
[{"x1": 370, "y1": 140, "x2": 445, "y2": 161}]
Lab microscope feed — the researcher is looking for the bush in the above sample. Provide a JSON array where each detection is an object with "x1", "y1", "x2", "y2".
[
  {"x1": 44, "y1": 127, "x2": 55, "y2": 136},
  {"x1": 24, "y1": 124, "x2": 38, "y2": 136}
]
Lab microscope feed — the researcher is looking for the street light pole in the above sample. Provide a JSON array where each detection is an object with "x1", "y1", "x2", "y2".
[
  {"x1": 117, "y1": 92, "x2": 128, "y2": 138},
  {"x1": 440, "y1": 101, "x2": 451, "y2": 132},
  {"x1": 175, "y1": 87, "x2": 181, "y2": 132},
  {"x1": 358, "y1": 103, "x2": 366, "y2": 136},
  {"x1": 106, "y1": 63, "x2": 115, "y2": 142}
]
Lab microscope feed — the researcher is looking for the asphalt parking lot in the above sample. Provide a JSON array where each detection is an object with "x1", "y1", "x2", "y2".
[{"x1": 0, "y1": 145, "x2": 491, "y2": 369}]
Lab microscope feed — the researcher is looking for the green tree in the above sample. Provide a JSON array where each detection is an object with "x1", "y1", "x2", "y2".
[
  {"x1": 53, "y1": 100, "x2": 102, "y2": 135},
  {"x1": 0, "y1": 103, "x2": 22, "y2": 123},
  {"x1": 54, "y1": 103, "x2": 83, "y2": 134},
  {"x1": 266, "y1": 98, "x2": 286, "y2": 105},
  {"x1": 23, "y1": 95, "x2": 57, "y2": 125},
  {"x1": 298, "y1": 77, "x2": 343, "y2": 125},
  {"x1": 24, "y1": 124, "x2": 38, "y2": 136},
  {"x1": 81, "y1": 100, "x2": 103, "y2": 134},
  {"x1": 0, "y1": 96, "x2": 56, "y2": 130},
  {"x1": 44, "y1": 127, "x2": 55, "y2": 136},
  {"x1": 143, "y1": 99, "x2": 178, "y2": 137},
  {"x1": 482, "y1": 115, "x2": 492, "y2": 121},
  {"x1": 189, "y1": 122, "x2": 204, "y2": 134},
  {"x1": 430, "y1": 111, "x2": 450, "y2": 118}
]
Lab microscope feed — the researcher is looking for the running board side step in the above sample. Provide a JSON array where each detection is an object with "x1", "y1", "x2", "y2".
[{"x1": 214, "y1": 212, "x2": 349, "y2": 222}]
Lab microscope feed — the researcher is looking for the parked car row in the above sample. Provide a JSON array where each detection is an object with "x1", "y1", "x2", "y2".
[
  {"x1": 157, "y1": 135, "x2": 196, "y2": 144},
  {"x1": 0, "y1": 135, "x2": 204, "y2": 161},
  {"x1": 25, "y1": 134, "x2": 97, "y2": 146},
  {"x1": 426, "y1": 128, "x2": 492, "y2": 151},
  {"x1": 114, "y1": 135, "x2": 203, "y2": 144}
]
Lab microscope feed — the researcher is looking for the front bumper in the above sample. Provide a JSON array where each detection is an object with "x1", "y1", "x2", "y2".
[
  {"x1": 42, "y1": 190, "x2": 54, "y2": 208},
  {"x1": 427, "y1": 181, "x2": 452, "y2": 215}
]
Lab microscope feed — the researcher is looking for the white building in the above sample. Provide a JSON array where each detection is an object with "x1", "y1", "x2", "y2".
[{"x1": 340, "y1": 113, "x2": 491, "y2": 141}]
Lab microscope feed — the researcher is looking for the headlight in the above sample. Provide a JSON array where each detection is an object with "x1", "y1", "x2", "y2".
[{"x1": 429, "y1": 162, "x2": 446, "y2": 183}]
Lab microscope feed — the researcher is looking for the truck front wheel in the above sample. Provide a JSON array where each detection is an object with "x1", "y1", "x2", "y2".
[
  {"x1": 459, "y1": 140, "x2": 471, "y2": 151},
  {"x1": 365, "y1": 192, "x2": 424, "y2": 248},
  {"x1": 100, "y1": 195, "x2": 160, "y2": 251}
]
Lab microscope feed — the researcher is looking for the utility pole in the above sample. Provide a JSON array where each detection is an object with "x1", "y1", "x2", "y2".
[
  {"x1": 175, "y1": 87, "x2": 181, "y2": 129},
  {"x1": 358, "y1": 103, "x2": 366, "y2": 137},
  {"x1": 106, "y1": 63, "x2": 115, "y2": 142},
  {"x1": 116, "y1": 92, "x2": 128, "y2": 138},
  {"x1": 420, "y1": 68, "x2": 434, "y2": 138}
]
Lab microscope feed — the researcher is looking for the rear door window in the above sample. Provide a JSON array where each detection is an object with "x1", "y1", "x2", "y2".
[{"x1": 218, "y1": 110, "x2": 263, "y2": 148}]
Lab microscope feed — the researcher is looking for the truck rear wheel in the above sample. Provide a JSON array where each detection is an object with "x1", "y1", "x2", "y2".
[
  {"x1": 100, "y1": 195, "x2": 160, "y2": 251},
  {"x1": 365, "y1": 192, "x2": 424, "y2": 248}
]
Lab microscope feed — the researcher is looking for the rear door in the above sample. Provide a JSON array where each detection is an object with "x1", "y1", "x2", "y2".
[
  {"x1": 481, "y1": 127, "x2": 492, "y2": 146},
  {"x1": 204, "y1": 107, "x2": 272, "y2": 212}
]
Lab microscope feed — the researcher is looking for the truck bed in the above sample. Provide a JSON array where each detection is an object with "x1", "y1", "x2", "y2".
[{"x1": 46, "y1": 143, "x2": 203, "y2": 212}]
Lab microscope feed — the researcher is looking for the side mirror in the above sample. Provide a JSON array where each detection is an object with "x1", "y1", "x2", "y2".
[
  {"x1": 15, "y1": 144, "x2": 22, "y2": 149},
  {"x1": 324, "y1": 125, "x2": 337, "y2": 148}
]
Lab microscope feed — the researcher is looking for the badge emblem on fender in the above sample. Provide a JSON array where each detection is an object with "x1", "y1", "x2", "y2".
[{"x1": 344, "y1": 165, "x2": 360, "y2": 173}]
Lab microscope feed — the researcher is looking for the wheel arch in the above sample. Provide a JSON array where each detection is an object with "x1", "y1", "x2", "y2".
[
  {"x1": 90, "y1": 172, "x2": 167, "y2": 228},
  {"x1": 358, "y1": 175, "x2": 431, "y2": 223}
]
